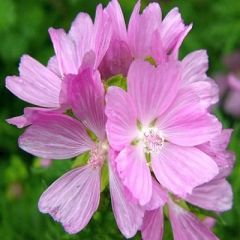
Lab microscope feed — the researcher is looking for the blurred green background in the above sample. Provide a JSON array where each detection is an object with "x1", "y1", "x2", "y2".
[{"x1": 0, "y1": 0, "x2": 240, "y2": 239}]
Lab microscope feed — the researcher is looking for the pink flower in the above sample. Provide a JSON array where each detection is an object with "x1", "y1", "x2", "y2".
[
  {"x1": 18, "y1": 69, "x2": 144, "y2": 237},
  {"x1": 105, "y1": 59, "x2": 221, "y2": 205},
  {"x1": 141, "y1": 177, "x2": 231, "y2": 240},
  {"x1": 6, "y1": 4, "x2": 112, "y2": 128},
  {"x1": 141, "y1": 129, "x2": 233, "y2": 239},
  {"x1": 99, "y1": 0, "x2": 192, "y2": 79}
]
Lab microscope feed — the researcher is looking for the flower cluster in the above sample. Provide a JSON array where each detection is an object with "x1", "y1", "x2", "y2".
[{"x1": 6, "y1": 0, "x2": 234, "y2": 239}]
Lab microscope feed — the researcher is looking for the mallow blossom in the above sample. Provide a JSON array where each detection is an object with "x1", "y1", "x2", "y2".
[
  {"x1": 5, "y1": 0, "x2": 234, "y2": 239},
  {"x1": 105, "y1": 59, "x2": 221, "y2": 205},
  {"x1": 99, "y1": 0, "x2": 192, "y2": 79},
  {"x1": 141, "y1": 129, "x2": 234, "y2": 240},
  {"x1": 5, "y1": 4, "x2": 112, "y2": 128},
  {"x1": 18, "y1": 69, "x2": 144, "y2": 237}
]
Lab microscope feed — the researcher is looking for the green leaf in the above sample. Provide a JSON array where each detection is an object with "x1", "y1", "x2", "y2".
[{"x1": 105, "y1": 74, "x2": 127, "y2": 90}]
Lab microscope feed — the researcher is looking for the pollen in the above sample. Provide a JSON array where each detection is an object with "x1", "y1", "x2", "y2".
[
  {"x1": 140, "y1": 127, "x2": 165, "y2": 153},
  {"x1": 88, "y1": 142, "x2": 108, "y2": 168}
]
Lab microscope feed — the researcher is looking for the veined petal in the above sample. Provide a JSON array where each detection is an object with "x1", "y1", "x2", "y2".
[
  {"x1": 182, "y1": 50, "x2": 209, "y2": 84},
  {"x1": 47, "y1": 56, "x2": 61, "y2": 77},
  {"x1": 157, "y1": 88, "x2": 222, "y2": 146},
  {"x1": 186, "y1": 178, "x2": 233, "y2": 212},
  {"x1": 109, "y1": 153, "x2": 144, "y2": 238},
  {"x1": 128, "y1": 60, "x2": 181, "y2": 125},
  {"x1": 152, "y1": 143, "x2": 219, "y2": 197},
  {"x1": 6, "y1": 107, "x2": 61, "y2": 128},
  {"x1": 168, "y1": 200, "x2": 219, "y2": 240},
  {"x1": 99, "y1": 39, "x2": 132, "y2": 79},
  {"x1": 144, "y1": 178, "x2": 168, "y2": 211},
  {"x1": 49, "y1": 28, "x2": 78, "y2": 76},
  {"x1": 70, "y1": 69, "x2": 106, "y2": 140},
  {"x1": 188, "y1": 80, "x2": 219, "y2": 108},
  {"x1": 169, "y1": 23, "x2": 192, "y2": 60},
  {"x1": 6, "y1": 55, "x2": 61, "y2": 108},
  {"x1": 38, "y1": 165, "x2": 101, "y2": 234},
  {"x1": 105, "y1": 0, "x2": 127, "y2": 41},
  {"x1": 19, "y1": 114, "x2": 94, "y2": 159},
  {"x1": 115, "y1": 145, "x2": 152, "y2": 205},
  {"x1": 161, "y1": 8, "x2": 190, "y2": 54},
  {"x1": 141, "y1": 208, "x2": 164, "y2": 240},
  {"x1": 69, "y1": 13, "x2": 94, "y2": 65},
  {"x1": 105, "y1": 86, "x2": 138, "y2": 151},
  {"x1": 93, "y1": 4, "x2": 112, "y2": 68},
  {"x1": 128, "y1": 1, "x2": 162, "y2": 58}
]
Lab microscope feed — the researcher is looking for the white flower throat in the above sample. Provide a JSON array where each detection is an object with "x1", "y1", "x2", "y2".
[{"x1": 139, "y1": 127, "x2": 165, "y2": 153}]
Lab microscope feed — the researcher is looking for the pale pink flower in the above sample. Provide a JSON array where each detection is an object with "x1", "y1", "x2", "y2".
[
  {"x1": 141, "y1": 181, "x2": 230, "y2": 240},
  {"x1": 6, "y1": 4, "x2": 112, "y2": 128},
  {"x1": 141, "y1": 129, "x2": 233, "y2": 239},
  {"x1": 105, "y1": 59, "x2": 221, "y2": 205},
  {"x1": 18, "y1": 69, "x2": 144, "y2": 237},
  {"x1": 99, "y1": 0, "x2": 192, "y2": 79}
]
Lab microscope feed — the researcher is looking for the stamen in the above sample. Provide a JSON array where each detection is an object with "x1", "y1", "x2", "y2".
[
  {"x1": 88, "y1": 142, "x2": 108, "y2": 168},
  {"x1": 140, "y1": 127, "x2": 164, "y2": 153}
]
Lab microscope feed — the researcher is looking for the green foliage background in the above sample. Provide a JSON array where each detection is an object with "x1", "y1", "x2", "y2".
[{"x1": 0, "y1": 0, "x2": 240, "y2": 239}]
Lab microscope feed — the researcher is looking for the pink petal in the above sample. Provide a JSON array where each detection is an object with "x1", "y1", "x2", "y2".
[
  {"x1": 92, "y1": 4, "x2": 112, "y2": 68},
  {"x1": 152, "y1": 143, "x2": 219, "y2": 197},
  {"x1": 188, "y1": 80, "x2": 219, "y2": 108},
  {"x1": 105, "y1": 0, "x2": 127, "y2": 42},
  {"x1": 157, "y1": 88, "x2": 222, "y2": 146},
  {"x1": 19, "y1": 114, "x2": 94, "y2": 159},
  {"x1": 99, "y1": 38, "x2": 132, "y2": 79},
  {"x1": 168, "y1": 200, "x2": 219, "y2": 240},
  {"x1": 98, "y1": 0, "x2": 132, "y2": 79},
  {"x1": 161, "y1": 8, "x2": 190, "y2": 54},
  {"x1": 128, "y1": 1, "x2": 162, "y2": 58},
  {"x1": 115, "y1": 145, "x2": 152, "y2": 205},
  {"x1": 49, "y1": 28, "x2": 78, "y2": 76},
  {"x1": 141, "y1": 208, "x2": 164, "y2": 240},
  {"x1": 69, "y1": 13, "x2": 94, "y2": 66},
  {"x1": 128, "y1": 60, "x2": 181, "y2": 125},
  {"x1": 197, "y1": 129, "x2": 235, "y2": 179},
  {"x1": 69, "y1": 69, "x2": 106, "y2": 140},
  {"x1": 105, "y1": 86, "x2": 138, "y2": 151},
  {"x1": 109, "y1": 154, "x2": 144, "y2": 238},
  {"x1": 6, "y1": 107, "x2": 61, "y2": 128},
  {"x1": 169, "y1": 23, "x2": 192, "y2": 60},
  {"x1": 47, "y1": 56, "x2": 61, "y2": 77},
  {"x1": 7, "y1": 115, "x2": 30, "y2": 128},
  {"x1": 144, "y1": 178, "x2": 168, "y2": 211},
  {"x1": 209, "y1": 129, "x2": 233, "y2": 151},
  {"x1": 186, "y1": 178, "x2": 233, "y2": 212},
  {"x1": 182, "y1": 50, "x2": 209, "y2": 84},
  {"x1": 38, "y1": 165, "x2": 101, "y2": 234},
  {"x1": 6, "y1": 55, "x2": 61, "y2": 108}
]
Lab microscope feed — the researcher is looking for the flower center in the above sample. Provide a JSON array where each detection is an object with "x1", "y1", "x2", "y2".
[
  {"x1": 140, "y1": 127, "x2": 164, "y2": 153},
  {"x1": 88, "y1": 142, "x2": 108, "y2": 168}
]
